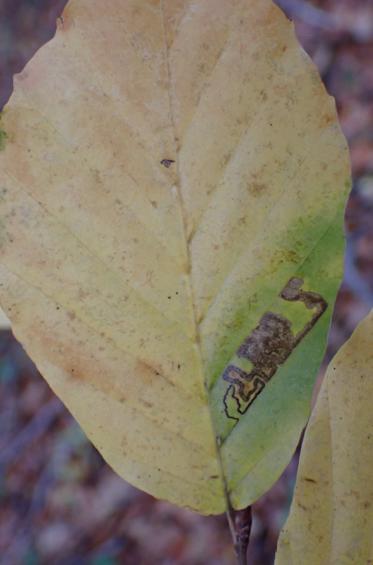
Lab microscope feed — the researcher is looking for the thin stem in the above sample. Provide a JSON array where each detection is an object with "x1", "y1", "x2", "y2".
[
  {"x1": 226, "y1": 505, "x2": 237, "y2": 546},
  {"x1": 226, "y1": 505, "x2": 253, "y2": 565}
]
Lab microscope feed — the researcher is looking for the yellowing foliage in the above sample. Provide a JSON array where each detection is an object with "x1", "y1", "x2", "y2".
[
  {"x1": 276, "y1": 310, "x2": 373, "y2": 564},
  {"x1": 0, "y1": 0, "x2": 350, "y2": 513}
]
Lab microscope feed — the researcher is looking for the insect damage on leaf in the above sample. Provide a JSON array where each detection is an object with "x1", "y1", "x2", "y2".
[
  {"x1": 223, "y1": 278, "x2": 327, "y2": 422},
  {"x1": 0, "y1": 0, "x2": 351, "y2": 513}
]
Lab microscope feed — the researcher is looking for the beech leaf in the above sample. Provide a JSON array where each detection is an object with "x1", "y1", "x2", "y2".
[
  {"x1": 0, "y1": 0, "x2": 350, "y2": 514},
  {"x1": 276, "y1": 310, "x2": 373, "y2": 564}
]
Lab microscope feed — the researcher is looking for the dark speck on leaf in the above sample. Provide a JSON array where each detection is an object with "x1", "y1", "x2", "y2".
[{"x1": 160, "y1": 159, "x2": 175, "y2": 168}]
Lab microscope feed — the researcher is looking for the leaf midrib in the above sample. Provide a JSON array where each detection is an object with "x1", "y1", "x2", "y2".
[{"x1": 159, "y1": 0, "x2": 229, "y2": 507}]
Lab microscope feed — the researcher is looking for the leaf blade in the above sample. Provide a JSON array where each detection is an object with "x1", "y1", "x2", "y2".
[
  {"x1": 0, "y1": 0, "x2": 350, "y2": 513},
  {"x1": 276, "y1": 310, "x2": 373, "y2": 564}
]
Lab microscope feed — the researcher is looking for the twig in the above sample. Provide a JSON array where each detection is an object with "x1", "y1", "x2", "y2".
[
  {"x1": 226, "y1": 505, "x2": 253, "y2": 565},
  {"x1": 276, "y1": 0, "x2": 373, "y2": 41},
  {"x1": 276, "y1": 0, "x2": 338, "y2": 30},
  {"x1": 0, "y1": 398, "x2": 63, "y2": 469},
  {"x1": 226, "y1": 503, "x2": 237, "y2": 546},
  {"x1": 0, "y1": 426, "x2": 74, "y2": 564},
  {"x1": 344, "y1": 238, "x2": 373, "y2": 308},
  {"x1": 234, "y1": 507, "x2": 253, "y2": 565}
]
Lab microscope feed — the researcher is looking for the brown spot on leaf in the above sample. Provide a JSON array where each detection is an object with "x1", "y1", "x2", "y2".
[
  {"x1": 249, "y1": 182, "x2": 267, "y2": 196},
  {"x1": 135, "y1": 359, "x2": 169, "y2": 387},
  {"x1": 57, "y1": 6, "x2": 74, "y2": 32}
]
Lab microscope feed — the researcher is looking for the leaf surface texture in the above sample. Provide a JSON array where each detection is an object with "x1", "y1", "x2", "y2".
[
  {"x1": 0, "y1": 0, "x2": 350, "y2": 513},
  {"x1": 276, "y1": 310, "x2": 373, "y2": 564}
]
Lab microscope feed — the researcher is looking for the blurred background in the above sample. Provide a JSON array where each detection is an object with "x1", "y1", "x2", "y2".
[{"x1": 0, "y1": 0, "x2": 372, "y2": 563}]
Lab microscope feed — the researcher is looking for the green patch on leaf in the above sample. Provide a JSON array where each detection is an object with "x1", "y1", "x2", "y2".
[
  {"x1": 0, "y1": 114, "x2": 7, "y2": 151},
  {"x1": 0, "y1": 130, "x2": 7, "y2": 151}
]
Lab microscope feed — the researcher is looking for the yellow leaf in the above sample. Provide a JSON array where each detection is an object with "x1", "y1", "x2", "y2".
[
  {"x1": 0, "y1": 0, "x2": 350, "y2": 514},
  {"x1": 276, "y1": 310, "x2": 373, "y2": 564}
]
